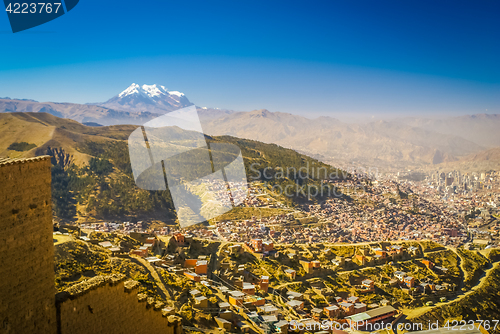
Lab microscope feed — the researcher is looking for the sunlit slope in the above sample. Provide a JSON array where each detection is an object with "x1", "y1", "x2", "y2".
[
  {"x1": 0, "y1": 112, "x2": 136, "y2": 164},
  {"x1": 0, "y1": 113, "x2": 56, "y2": 158},
  {"x1": 0, "y1": 112, "x2": 346, "y2": 220}
]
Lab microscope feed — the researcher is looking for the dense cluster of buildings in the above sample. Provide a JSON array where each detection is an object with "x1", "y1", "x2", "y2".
[
  {"x1": 81, "y1": 171, "x2": 499, "y2": 251},
  {"x1": 394, "y1": 169, "x2": 500, "y2": 246},
  {"x1": 71, "y1": 167, "x2": 500, "y2": 333},
  {"x1": 206, "y1": 180, "x2": 472, "y2": 247},
  {"x1": 78, "y1": 226, "x2": 462, "y2": 334}
]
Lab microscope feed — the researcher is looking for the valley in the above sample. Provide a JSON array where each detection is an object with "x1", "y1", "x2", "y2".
[{"x1": 1, "y1": 85, "x2": 499, "y2": 334}]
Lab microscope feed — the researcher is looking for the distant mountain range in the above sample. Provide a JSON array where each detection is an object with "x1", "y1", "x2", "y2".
[
  {"x1": 0, "y1": 97, "x2": 157, "y2": 125},
  {"x1": 1, "y1": 83, "x2": 499, "y2": 171},
  {"x1": 201, "y1": 109, "x2": 500, "y2": 171},
  {"x1": 394, "y1": 114, "x2": 500, "y2": 148},
  {"x1": 429, "y1": 147, "x2": 500, "y2": 173},
  {"x1": 0, "y1": 83, "x2": 230, "y2": 126}
]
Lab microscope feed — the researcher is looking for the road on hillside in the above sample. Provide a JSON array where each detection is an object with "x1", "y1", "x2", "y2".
[
  {"x1": 129, "y1": 255, "x2": 173, "y2": 301},
  {"x1": 404, "y1": 261, "x2": 500, "y2": 320}
]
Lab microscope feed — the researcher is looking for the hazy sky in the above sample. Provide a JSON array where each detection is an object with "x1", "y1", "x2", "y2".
[{"x1": 0, "y1": 0, "x2": 499, "y2": 118}]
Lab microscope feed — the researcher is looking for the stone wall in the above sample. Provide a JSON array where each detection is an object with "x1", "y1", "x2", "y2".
[
  {"x1": 0, "y1": 157, "x2": 182, "y2": 334},
  {"x1": 56, "y1": 274, "x2": 182, "y2": 334},
  {"x1": 0, "y1": 156, "x2": 57, "y2": 334}
]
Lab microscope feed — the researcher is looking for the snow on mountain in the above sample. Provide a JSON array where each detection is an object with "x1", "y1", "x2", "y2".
[
  {"x1": 168, "y1": 91, "x2": 184, "y2": 97},
  {"x1": 94, "y1": 83, "x2": 234, "y2": 123},
  {"x1": 100, "y1": 83, "x2": 193, "y2": 114},
  {"x1": 118, "y1": 83, "x2": 179, "y2": 100},
  {"x1": 140, "y1": 84, "x2": 169, "y2": 98},
  {"x1": 118, "y1": 83, "x2": 142, "y2": 98}
]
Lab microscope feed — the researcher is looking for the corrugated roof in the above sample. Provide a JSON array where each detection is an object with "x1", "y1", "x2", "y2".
[
  {"x1": 346, "y1": 312, "x2": 371, "y2": 322},
  {"x1": 286, "y1": 300, "x2": 303, "y2": 306},
  {"x1": 0, "y1": 155, "x2": 50, "y2": 166},
  {"x1": 365, "y1": 305, "x2": 397, "y2": 317}
]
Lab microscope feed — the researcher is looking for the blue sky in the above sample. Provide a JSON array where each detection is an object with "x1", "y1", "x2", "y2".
[{"x1": 0, "y1": 0, "x2": 499, "y2": 118}]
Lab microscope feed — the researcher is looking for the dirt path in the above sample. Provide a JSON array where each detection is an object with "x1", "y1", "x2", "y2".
[
  {"x1": 435, "y1": 261, "x2": 498, "y2": 304},
  {"x1": 405, "y1": 261, "x2": 500, "y2": 320},
  {"x1": 447, "y1": 246, "x2": 466, "y2": 290},
  {"x1": 130, "y1": 255, "x2": 173, "y2": 302},
  {"x1": 273, "y1": 248, "x2": 451, "y2": 289}
]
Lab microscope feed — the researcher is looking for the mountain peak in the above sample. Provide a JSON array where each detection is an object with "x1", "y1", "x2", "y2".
[
  {"x1": 101, "y1": 83, "x2": 192, "y2": 114},
  {"x1": 118, "y1": 83, "x2": 140, "y2": 97},
  {"x1": 118, "y1": 83, "x2": 174, "y2": 99},
  {"x1": 141, "y1": 84, "x2": 168, "y2": 97},
  {"x1": 250, "y1": 109, "x2": 271, "y2": 117}
]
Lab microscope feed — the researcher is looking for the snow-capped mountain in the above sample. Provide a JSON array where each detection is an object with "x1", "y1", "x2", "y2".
[{"x1": 100, "y1": 83, "x2": 193, "y2": 114}]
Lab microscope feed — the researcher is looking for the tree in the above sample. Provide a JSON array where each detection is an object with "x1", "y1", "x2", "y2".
[
  {"x1": 47, "y1": 147, "x2": 76, "y2": 221},
  {"x1": 8, "y1": 141, "x2": 36, "y2": 151},
  {"x1": 88, "y1": 157, "x2": 113, "y2": 176},
  {"x1": 46, "y1": 146, "x2": 73, "y2": 169},
  {"x1": 51, "y1": 164, "x2": 77, "y2": 220}
]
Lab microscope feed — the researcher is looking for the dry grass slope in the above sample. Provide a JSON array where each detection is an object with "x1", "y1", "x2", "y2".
[{"x1": 0, "y1": 112, "x2": 136, "y2": 164}]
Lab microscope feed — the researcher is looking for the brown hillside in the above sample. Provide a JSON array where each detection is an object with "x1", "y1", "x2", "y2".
[{"x1": 0, "y1": 113, "x2": 136, "y2": 164}]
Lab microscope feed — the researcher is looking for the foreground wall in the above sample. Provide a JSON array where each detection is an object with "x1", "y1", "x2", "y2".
[
  {"x1": 0, "y1": 156, "x2": 57, "y2": 334},
  {"x1": 56, "y1": 274, "x2": 182, "y2": 334},
  {"x1": 0, "y1": 157, "x2": 182, "y2": 334}
]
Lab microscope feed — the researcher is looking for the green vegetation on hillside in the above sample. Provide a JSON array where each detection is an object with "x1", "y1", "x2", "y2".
[
  {"x1": 7, "y1": 141, "x2": 36, "y2": 151},
  {"x1": 72, "y1": 141, "x2": 177, "y2": 219},
  {"x1": 457, "y1": 248, "x2": 489, "y2": 289},
  {"x1": 0, "y1": 113, "x2": 350, "y2": 221},
  {"x1": 49, "y1": 132, "x2": 348, "y2": 220},
  {"x1": 425, "y1": 249, "x2": 461, "y2": 284},
  {"x1": 488, "y1": 249, "x2": 500, "y2": 262},
  {"x1": 48, "y1": 147, "x2": 77, "y2": 220},
  {"x1": 420, "y1": 240, "x2": 445, "y2": 252},
  {"x1": 52, "y1": 164, "x2": 77, "y2": 219},
  {"x1": 409, "y1": 264, "x2": 500, "y2": 334},
  {"x1": 212, "y1": 136, "x2": 347, "y2": 204},
  {"x1": 54, "y1": 240, "x2": 162, "y2": 298}
]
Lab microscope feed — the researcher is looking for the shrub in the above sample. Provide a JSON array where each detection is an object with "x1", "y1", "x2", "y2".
[{"x1": 8, "y1": 141, "x2": 36, "y2": 151}]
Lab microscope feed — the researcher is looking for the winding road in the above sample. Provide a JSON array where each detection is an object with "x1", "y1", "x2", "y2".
[
  {"x1": 402, "y1": 260, "x2": 500, "y2": 321},
  {"x1": 129, "y1": 255, "x2": 173, "y2": 301}
]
